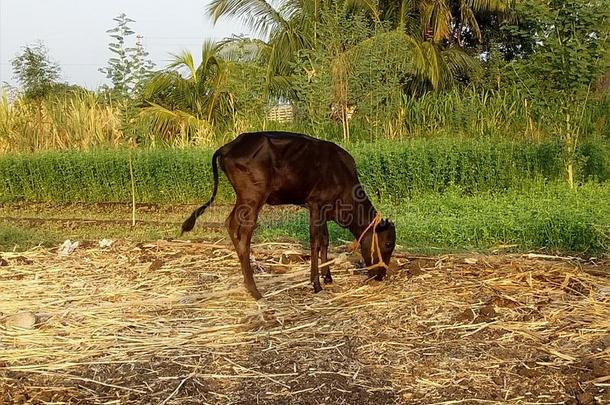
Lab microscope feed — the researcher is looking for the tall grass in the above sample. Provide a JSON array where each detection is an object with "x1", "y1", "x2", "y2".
[
  {"x1": 425, "y1": 90, "x2": 605, "y2": 141},
  {"x1": 2, "y1": 87, "x2": 610, "y2": 152},
  {"x1": 1, "y1": 138, "x2": 608, "y2": 203},
  {"x1": 295, "y1": 87, "x2": 610, "y2": 142},
  {"x1": 0, "y1": 92, "x2": 126, "y2": 152}
]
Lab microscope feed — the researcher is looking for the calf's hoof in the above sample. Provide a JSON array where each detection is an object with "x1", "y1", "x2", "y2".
[
  {"x1": 246, "y1": 286, "x2": 263, "y2": 300},
  {"x1": 313, "y1": 282, "x2": 323, "y2": 293},
  {"x1": 323, "y1": 274, "x2": 333, "y2": 284},
  {"x1": 250, "y1": 291, "x2": 263, "y2": 300}
]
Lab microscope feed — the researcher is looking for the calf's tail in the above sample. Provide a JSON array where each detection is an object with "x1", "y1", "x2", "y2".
[{"x1": 181, "y1": 149, "x2": 221, "y2": 235}]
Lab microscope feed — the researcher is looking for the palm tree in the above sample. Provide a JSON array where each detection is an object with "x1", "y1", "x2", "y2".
[
  {"x1": 205, "y1": 0, "x2": 510, "y2": 141},
  {"x1": 366, "y1": 0, "x2": 512, "y2": 90},
  {"x1": 207, "y1": 0, "x2": 509, "y2": 95},
  {"x1": 142, "y1": 41, "x2": 235, "y2": 142},
  {"x1": 208, "y1": 0, "x2": 311, "y2": 100},
  {"x1": 378, "y1": 0, "x2": 511, "y2": 44}
]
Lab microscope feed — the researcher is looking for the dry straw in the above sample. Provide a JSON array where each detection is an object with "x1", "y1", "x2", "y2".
[{"x1": 1, "y1": 241, "x2": 609, "y2": 404}]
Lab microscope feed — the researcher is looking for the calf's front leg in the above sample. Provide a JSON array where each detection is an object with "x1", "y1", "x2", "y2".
[{"x1": 309, "y1": 205, "x2": 322, "y2": 293}]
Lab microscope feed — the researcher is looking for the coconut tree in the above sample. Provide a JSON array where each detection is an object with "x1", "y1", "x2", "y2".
[
  {"x1": 377, "y1": 0, "x2": 511, "y2": 44},
  {"x1": 205, "y1": 0, "x2": 510, "y2": 143},
  {"x1": 363, "y1": 0, "x2": 513, "y2": 89},
  {"x1": 207, "y1": 0, "x2": 508, "y2": 96},
  {"x1": 208, "y1": 0, "x2": 311, "y2": 100},
  {"x1": 142, "y1": 41, "x2": 235, "y2": 142}
]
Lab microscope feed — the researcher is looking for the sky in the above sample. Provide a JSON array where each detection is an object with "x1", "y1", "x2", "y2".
[{"x1": 0, "y1": 0, "x2": 252, "y2": 89}]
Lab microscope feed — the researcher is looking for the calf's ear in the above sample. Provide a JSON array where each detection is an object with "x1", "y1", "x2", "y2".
[{"x1": 376, "y1": 218, "x2": 391, "y2": 231}]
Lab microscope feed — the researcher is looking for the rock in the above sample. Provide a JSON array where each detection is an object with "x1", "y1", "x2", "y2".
[
  {"x1": 515, "y1": 364, "x2": 538, "y2": 378},
  {"x1": 58, "y1": 240, "x2": 79, "y2": 256},
  {"x1": 14, "y1": 256, "x2": 33, "y2": 265},
  {"x1": 585, "y1": 359, "x2": 610, "y2": 378},
  {"x1": 99, "y1": 239, "x2": 114, "y2": 248},
  {"x1": 476, "y1": 303, "x2": 497, "y2": 322},
  {"x1": 5, "y1": 311, "x2": 37, "y2": 329},
  {"x1": 456, "y1": 308, "x2": 475, "y2": 322},
  {"x1": 0, "y1": 257, "x2": 8, "y2": 266}
]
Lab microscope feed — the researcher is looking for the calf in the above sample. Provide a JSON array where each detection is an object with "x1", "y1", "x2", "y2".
[{"x1": 181, "y1": 131, "x2": 396, "y2": 299}]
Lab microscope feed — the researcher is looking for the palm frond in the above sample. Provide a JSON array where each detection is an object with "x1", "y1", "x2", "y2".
[
  {"x1": 421, "y1": 41, "x2": 446, "y2": 89},
  {"x1": 420, "y1": 0, "x2": 453, "y2": 42},
  {"x1": 401, "y1": 33, "x2": 429, "y2": 78},
  {"x1": 460, "y1": 4, "x2": 481, "y2": 40},
  {"x1": 467, "y1": 0, "x2": 511, "y2": 13},
  {"x1": 278, "y1": 0, "x2": 306, "y2": 21},
  {"x1": 206, "y1": 0, "x2": 289, "y2": 39},
  {"x1": 168, "y1": 51, "x2": 197, "y2": 80},
  {"x1": 441, "y1": 47, "x2": 482, "y2": 81},
  {"x1": 267, "y1": 28, "x2": 307, "y2": 74},
  {"x1": 142, "y1": 39, "x2": 238, "y2": 136},
  {"x1": 398, "y1": 0, "x2": 415, "y2": 30},
  {"x1": 142, "y1": 71, "x2": 184, "y2": 104},
  {"x1": 142, "y1": 102, "x2": 209, "y2": 135},
  {"x1": 201, "y1": 40, "x2": 222, "y2": 68},
  {"x1": 217, "y1": 36, "x2": 264, "y2": 62},
  {"x1": 344, "y1": 0, "x2": 381, "y2": 22},
  {"x1": 266, "y1": 75, "x2": 295, "y2": 100}
]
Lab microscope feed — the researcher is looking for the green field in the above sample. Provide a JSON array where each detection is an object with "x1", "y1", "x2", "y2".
[
  {"x1": 1, "y1": 138, "x2": 609, "y2": 254},
  {"x1": 2, "y1": 137, "x2": 609, "y2": 203}
]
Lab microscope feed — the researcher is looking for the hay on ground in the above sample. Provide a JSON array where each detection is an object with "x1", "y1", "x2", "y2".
[{"x1": 1, "y1": 240, "x2": 609, "y2": 404}]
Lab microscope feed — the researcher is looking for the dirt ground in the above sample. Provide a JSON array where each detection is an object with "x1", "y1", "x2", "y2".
[{"x1": 1, "y1": 240, "x2": 609, "y2": 404}]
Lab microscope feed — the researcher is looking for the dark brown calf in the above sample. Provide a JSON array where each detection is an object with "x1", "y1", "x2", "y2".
[{"x1": 181, "y1": 131, "x2": 396, "y2": 299}]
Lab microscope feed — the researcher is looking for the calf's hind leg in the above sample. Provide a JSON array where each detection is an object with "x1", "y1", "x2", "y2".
[
  {"x1": 320, "y1": 222, "x2": 332, "y2": 284},
  {"x1": 226, "y1": 196, "x2": 264, "y2": 300}
]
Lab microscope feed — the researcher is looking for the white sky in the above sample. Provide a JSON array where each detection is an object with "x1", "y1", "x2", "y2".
[{"x1": 0, "y1": 0, "x2": 252, "y2": 89}]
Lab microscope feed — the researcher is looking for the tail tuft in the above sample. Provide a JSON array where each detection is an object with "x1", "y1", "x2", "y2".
[{"x1": 181, "y1": 211, "x2": 198, "y2": 235}]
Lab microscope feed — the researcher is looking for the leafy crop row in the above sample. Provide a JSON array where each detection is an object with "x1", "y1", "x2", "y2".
[{"x1": 1, "y1": 138, "x2": 608, "y2": 203}]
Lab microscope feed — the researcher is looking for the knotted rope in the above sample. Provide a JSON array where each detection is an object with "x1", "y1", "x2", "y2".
[{"x1": 349, "y1": 213, "x2": 389, "y2": 271}]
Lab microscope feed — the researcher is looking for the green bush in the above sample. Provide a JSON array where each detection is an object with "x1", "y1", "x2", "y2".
[{"x1": 1, "y1": 138, "x2": 608, "y2": 203}]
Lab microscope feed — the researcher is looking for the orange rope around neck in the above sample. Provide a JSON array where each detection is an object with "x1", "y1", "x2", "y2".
[{"x1": 349, "y1": 213, "x2": 389, "y2": 271}]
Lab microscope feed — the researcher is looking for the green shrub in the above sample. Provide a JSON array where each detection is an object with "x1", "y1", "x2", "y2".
[{"x1": 1, "y1": 138, "x2": 608, "y2": 203}]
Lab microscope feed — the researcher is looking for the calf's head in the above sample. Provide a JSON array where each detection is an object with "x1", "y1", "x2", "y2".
[{"x1": 360, "y1": 219, "x2": 396, "y2": 280}]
